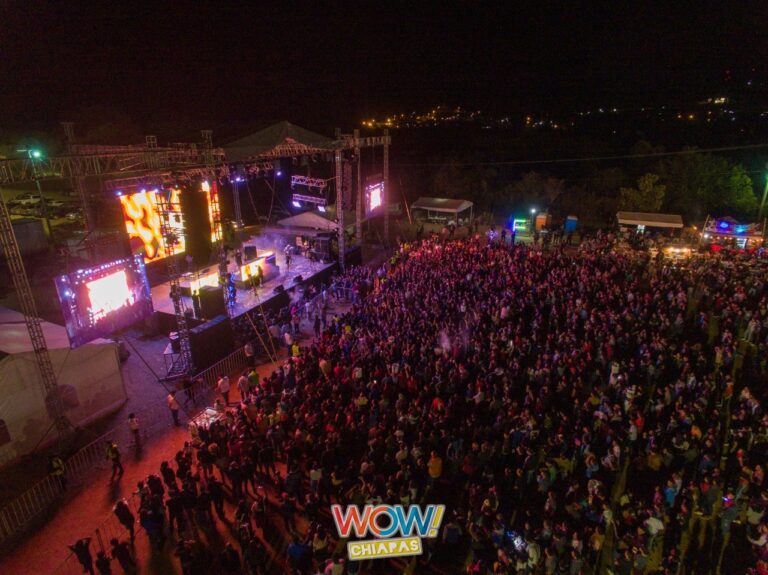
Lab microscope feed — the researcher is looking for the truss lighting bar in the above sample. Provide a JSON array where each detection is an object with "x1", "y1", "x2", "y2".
[
  {"x1": 290, "y1": 175, "x2": 328, "y2": 189},
  {"x1": 292, "y1": 193, "x2": 327, "y2": 206}
]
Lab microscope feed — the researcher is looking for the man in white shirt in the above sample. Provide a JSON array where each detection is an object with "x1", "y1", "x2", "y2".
[
  {"x1": 217, "y1": 374, "x2": 231, "y2": 405},
  {"x1": 167, "y1": 392, "x2": 180, "y2": 426}
]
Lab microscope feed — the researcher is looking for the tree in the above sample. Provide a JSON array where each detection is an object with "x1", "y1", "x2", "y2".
[
  {"x1": 658, "y1": 152, "x2": 757, "y2": 219},
  {"x1": 724, "y1": 165, "x2": 757, "y2": 216},
  {"x1": 619, "y1": 173, "x2": 666, "y2": 212},
  {"x1": 508, "y1": 172, "x2": 565, "y2": 210}
]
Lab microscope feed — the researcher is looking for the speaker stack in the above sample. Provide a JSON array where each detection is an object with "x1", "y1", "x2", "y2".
[{"x1": 198, "y1": 285, "x2": 226, "y2": 319}]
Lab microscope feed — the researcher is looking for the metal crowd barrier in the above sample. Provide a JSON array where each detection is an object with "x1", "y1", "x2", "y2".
[
  {"x1": 0, "y1": 432, "x2": 109, "y2": 548},
  {"x1": 51, "y1": 493, "x2": 141, "y2": 575}
]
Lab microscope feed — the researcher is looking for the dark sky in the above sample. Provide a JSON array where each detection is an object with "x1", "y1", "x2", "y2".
[{"x1": 1, "y1": 1, "x2": 766, "y2": 140}]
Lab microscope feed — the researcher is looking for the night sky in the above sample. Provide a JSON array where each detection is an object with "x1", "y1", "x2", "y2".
[{"x1": 1, "y1": 1, "x2": 766, "y2": 139}]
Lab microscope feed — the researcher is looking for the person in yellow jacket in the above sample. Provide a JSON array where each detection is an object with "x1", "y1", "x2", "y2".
[{"x1": 49, "y1": 455, "x2": 65, "y2": 491}]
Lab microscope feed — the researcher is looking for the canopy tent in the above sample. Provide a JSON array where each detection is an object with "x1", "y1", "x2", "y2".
[
  {"x1": 411, "y1": 197, "x2": 474, "y2": 223},
  {"x1": 616, "y1": 211, "x2": 683, "y2": 229},
  {"x1": 277, "y1": 211, "x2": 338, "y2": 231},
  {"x1": 0, "y1": 308, "x2": 126, "y2": 466},
  {"x1": 224, "y1": 121, "x2": 338, "y2": 161}
]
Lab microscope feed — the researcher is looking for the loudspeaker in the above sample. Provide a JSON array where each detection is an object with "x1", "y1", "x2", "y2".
[
  {"x1": 345, "y1": 245, "x2": 363, "y2": 267},
  {"x1": 273, "y1": 284, "x2": 285, "y2": 294},
  {"x1": 169, "y1": 331, "x2": 181, "y2": 353},
  {"x1": 199, "y1": 285, "x2": 226, "y2": 319},
  {"x1": 243, "y1": 246, "x2": 258, "y2": 260},
  {"x1": 189, "y1": 315, "x2": 235, "y2": 370}
]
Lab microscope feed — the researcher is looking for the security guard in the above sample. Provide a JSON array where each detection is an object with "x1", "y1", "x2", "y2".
[
  {"x1": 49, "y1": 455, "x2": 66, "y2": 491},
  {"x1": 105, "y1": 440, "x2": 124, "y2": 481}
]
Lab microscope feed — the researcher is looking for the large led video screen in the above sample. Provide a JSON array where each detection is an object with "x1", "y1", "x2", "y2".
[
  {"x1": 365, "y1": 180, "x2": 384, "y2": 215},
  {"x1": 201, "y1": 180, "x2": 223, "y2": 242},
  {"x1": 119, "y1": 188, "x2": 185, "y2": 262},
  {"x1": 55, "y1": 255, "x2": 154, "y2": 348}
]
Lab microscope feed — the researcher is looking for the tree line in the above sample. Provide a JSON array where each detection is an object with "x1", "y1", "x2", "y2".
[{"x1": 408, "y1": 141, "x2": 762, "y2": 227}]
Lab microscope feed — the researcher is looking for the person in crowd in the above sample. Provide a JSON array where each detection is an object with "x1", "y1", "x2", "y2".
[
  {"x1": 105, "y1": 441, "x2": 123, "y2": 482},
  {"x1": 167, "y1": 391, "x2": 181, "y2": 426},
  {"x1": 69, "y1": 537, "x2": 95, "y2": 575}
]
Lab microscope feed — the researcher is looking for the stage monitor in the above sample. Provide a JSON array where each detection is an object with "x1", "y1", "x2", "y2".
[
  {"x1": 119, "y1": 188, "x2": 185, "y2": 262},
  {"x1": 365, "y1": 179, "x2": 384, "y2": 215},
  {"x1": 55, "y1": 255, "x2": 154, "y2": 348}
]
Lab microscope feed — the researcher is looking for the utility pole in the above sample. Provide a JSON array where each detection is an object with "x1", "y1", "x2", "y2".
[
  {"x1": 335, "y1": 148, "x2": 345, "y2": 271},
  {"x1": 383, "y1": 129, "x2": 390, "y2": 246},
  {"x1": 758, "y1": 165, "x2": 768, "y2": 221},
  {"x1": 355, "y1": 129, "x2": 362, "y2": 246}
]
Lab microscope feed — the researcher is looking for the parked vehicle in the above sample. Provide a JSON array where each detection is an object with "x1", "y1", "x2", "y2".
[{"x1": 8, "y1": 193, "x2": 42, "y2": 206}]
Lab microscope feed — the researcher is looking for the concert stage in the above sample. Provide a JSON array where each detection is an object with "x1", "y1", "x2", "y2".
[{"x1": 151, "y1": 251, "x2": 335, "y2": 322}]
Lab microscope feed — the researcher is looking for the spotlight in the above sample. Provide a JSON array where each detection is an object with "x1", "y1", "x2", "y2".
[
  {"x1": 292, "y1": 201, "x2": 301, "y2": 208},
  {"x1": 115, "y1": 190, "x2": 123, "y2": 197},
  {"x1": 318, "y1": 205, "x2": 326, "y2": 212},
  {"x1": 276, "y1": 171, "x2": 283, "y2": 177}
]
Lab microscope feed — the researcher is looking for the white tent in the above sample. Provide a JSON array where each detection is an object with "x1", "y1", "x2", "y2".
[
  {"x1": 616, "y1": 211, "x2": 683, "y2": 229},
  {"x1": 0, "y1": 308, "x2": 126, "y2": 466},
  {"x1": 277, "y1": 211, "x2": 338, "y2": 231}
]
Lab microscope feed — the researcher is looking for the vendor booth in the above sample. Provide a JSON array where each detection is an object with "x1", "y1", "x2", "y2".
[{"x1": 701, "y1": 216, "x2": 765, "y2": 250}]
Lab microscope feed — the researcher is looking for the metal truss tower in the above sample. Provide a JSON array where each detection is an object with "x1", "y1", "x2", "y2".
[
  {"x1": 155, "y1": 189, "x2": 194, "y2": 377},
  {"x1": 0, "y1": 194, "x2": 69, "y2": 439}
]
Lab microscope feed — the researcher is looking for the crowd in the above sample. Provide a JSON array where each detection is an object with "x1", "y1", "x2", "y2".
[{"x1": 70, "y1": 234, "x2": 768, "y2": 574}]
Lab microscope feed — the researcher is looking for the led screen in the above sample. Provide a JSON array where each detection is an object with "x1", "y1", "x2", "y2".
[
  {"x1": 120, "y1": 189, "x2": 185, "y2": 262},
  {"x1": 201, "y1": 180, "x2": 223, "y2": 242},
  {"x1": 87, "y1": 270, "x2": 135, "y2": 321},
  {"x1": 366, "y1": 181, "x2": 384, "y2": 215},
  {"x1": 55, "y1": 255, "x2": 154, "y2": 348}
]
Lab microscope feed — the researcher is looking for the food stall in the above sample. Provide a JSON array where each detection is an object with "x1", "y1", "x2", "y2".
[
  {"x1": 188, "y1": 407, "x2": 225, "y2": 439},
  {"x1": 700, "y1": 217, "x2": 765, "y2": 251}
]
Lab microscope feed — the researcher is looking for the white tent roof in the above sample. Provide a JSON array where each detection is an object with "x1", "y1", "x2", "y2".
[
  {"x1": 616, "y1": 211, "x2": 683, "y2": 229},
  {"x1": 0, "y1": 307, "x2": 110, "y2": 354},
  {"x1": 277, "y1": 211, "x2": 338, "y2": 231},
  {"x1": 411, "y1": 197, "x2": 473, "y2": 214}
]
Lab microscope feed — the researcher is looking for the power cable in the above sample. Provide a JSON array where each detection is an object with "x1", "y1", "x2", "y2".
[{"x1": 394, "y1": 143, "x2": 768, "y2": 167}]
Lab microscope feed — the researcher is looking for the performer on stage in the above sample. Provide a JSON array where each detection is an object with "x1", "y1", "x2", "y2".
[
  {"x1": 227, "y1": 273, "x2": 237, "y2": 306},
  {"x1": 250, "y1": 266, "x2": 263, "y2": 295},
  {"x1": 191, "y1": 290, "x2": 202, "y2": 319}
]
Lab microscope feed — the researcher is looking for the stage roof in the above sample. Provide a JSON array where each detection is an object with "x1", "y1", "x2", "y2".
[
  {"x1": 224, "y1": 121, "x2": 337, "y2": 161},
  {"x1": 616, "y1": 211, "x2": 683, "y2": 228},
  {"x1": 277, "y1": 211, "x2": 338, "y2": 231},
  {"x1": 411, "y1": 197, "x2": 473, "y2": 214},
  {"x1": 0, "y1": 307, "x2": 110, "y2": 356}
]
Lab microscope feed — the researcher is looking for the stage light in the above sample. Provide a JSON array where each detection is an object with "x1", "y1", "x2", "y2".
[
  {"x1": 31, "y1": 150, "x2": 42, "y2": 159},
  {"x1": 530, "y1": 208, "x2": 537, "y2": 214},
  {"x1": 318, "y1": 205, "x2": 326, "y2": 212},
  {"x1": 276, "y1": 171, "x2": 283, "y2": 177},
  {"x1": 292, "y1": 201, "x2": 301, "y2": 208},
  {"x1": 115, "y1": 190, "x2": 123, "y2": 196}
]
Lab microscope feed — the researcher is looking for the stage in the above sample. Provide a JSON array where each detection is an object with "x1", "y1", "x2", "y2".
[{"x1": 150, "y1": 251, "x2": 335, "y2": 321}]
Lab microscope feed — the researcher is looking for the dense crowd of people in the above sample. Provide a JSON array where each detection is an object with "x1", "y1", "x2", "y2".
[{"x1": 71, "y1": 234, "x2": 768, "y2": 574}]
